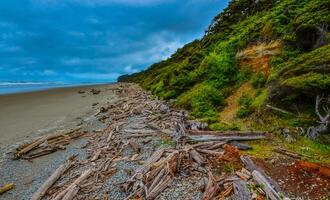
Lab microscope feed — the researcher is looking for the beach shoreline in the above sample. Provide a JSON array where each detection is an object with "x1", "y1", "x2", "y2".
[{"x1": 0, "y1": 83, "x2": 119, "y2": 151}]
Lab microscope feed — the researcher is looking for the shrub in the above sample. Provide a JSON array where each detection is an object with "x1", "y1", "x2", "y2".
[
  {"x1": 237, "y1": 93, "x2": 253, "y2": 118},
  {"x1": 177, "y1": 83, "x2": 224, "y2": 120},
  {"x1": 251, "y1": 72, "x2": 267, "y2": 88}
]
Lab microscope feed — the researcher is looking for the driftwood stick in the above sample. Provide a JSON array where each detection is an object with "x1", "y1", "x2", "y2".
[
  {"x1": 91, "y1": 149, "x2": 102, "y2": 162},
  {"x1": 62, "y1": 185, "x2": 79, "y2": 200},
  {"x1": 31, "y1": 160, "x2": 74, "y2": 200},
  {"x1": 0, "y1": 183, "x2": 15, "y2": 194},
  {"x1": 106, "y1": 130, "x2": 114, "y2": 142},
  {"x1": 53, "y1": 169, "x2": 92, "y2": 200}
]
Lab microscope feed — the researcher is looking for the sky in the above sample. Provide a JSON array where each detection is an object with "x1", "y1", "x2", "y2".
[{"x1": 0, "y1": 0, "x2": 228, "y2": 83}]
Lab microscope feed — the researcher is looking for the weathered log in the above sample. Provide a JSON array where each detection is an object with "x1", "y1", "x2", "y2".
[
  {"x1": 0, "y1": 183, "x2": 15, "y2": 194},
  {"x1": 233, "y1": 180, "x2": 251, "y2": 200},
  {"x1": 240, "y1": 156, "x2": 282, "y2": 194},
  {"x1": 252, "y1": 170, "x2": 283, "y2": 200},
  {"x1": 188, "y1": 134, "x2": 266, "y2": 143},
  {"x1": 31, "y1": 160, "x2": 74, "y2": 200},
  {"x1": 53, "y1": 169, "x2": 92, "y2": 200}
]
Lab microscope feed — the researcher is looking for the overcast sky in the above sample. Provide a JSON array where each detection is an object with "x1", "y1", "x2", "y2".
[{"x1": 0, "y1": 0, "x2": 228, "y2": 83}]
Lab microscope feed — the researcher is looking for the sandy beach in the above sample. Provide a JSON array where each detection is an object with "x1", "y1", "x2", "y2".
[{"x1": 0, "y1": 84, "x2": 118, "y2": 150}]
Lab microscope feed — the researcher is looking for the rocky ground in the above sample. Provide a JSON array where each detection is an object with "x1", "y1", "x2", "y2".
[{"x1": 0, "y1": 83, "x2": 329, "y2": 200}]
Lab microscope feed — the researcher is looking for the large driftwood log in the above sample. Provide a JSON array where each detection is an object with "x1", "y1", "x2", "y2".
[
  {"x1": 233, "y1": 180, "x2": 251, "y2": 200},
  {"x1": 53, "y1": 169, "x2": 92, "y2": 200},
  {"x1": 31, "y1": 160, "x2": 74, "y2": 200}
]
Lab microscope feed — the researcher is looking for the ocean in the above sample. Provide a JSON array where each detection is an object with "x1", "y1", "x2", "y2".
[{"x1": 0, "y1": 82, "x2": 99, "y2": 95}]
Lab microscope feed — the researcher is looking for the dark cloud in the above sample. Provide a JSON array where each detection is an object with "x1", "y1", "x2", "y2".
[{"x1": 0, "y1": 0, "x2": 228, "y2": 82}]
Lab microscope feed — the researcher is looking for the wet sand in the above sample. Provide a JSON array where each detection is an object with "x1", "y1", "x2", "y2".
[{"x1": 0, "y1": 84, "x2": 118, "y2": 150}]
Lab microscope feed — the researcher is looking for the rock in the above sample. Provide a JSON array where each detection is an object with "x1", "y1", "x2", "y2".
[{"x1": 90, "y1": 88, "x2": 101, "y2": 95}]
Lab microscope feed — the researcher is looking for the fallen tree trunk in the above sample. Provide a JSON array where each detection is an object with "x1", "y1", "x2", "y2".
[{"x1": 31, "y1": 160, "x2": 74, "y2": 200}]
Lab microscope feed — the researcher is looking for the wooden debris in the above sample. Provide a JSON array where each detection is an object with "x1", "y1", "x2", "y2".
[
  {"x1": 202, "y1": 171, "x2": 220, "y2": 200},
  {"x1": 53, "y1": 169, "x2": 93, "y2": 200},
  {"x1": 0, "y1": 183, "x2": 15, "y2": 195},
  {"x1": 128, "y1": 139, "x2": 141, "y2": 153},
  {"x1": 91, "y1": 149, "x2": 102, "y2": 162},
  {"x1": 31, "y1": 160, "x2": 74, "y2": 200}
]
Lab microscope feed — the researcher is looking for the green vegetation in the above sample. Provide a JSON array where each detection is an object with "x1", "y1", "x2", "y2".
[{"x1": 119, "y1": 0, "x2": 330, "y2": 150}]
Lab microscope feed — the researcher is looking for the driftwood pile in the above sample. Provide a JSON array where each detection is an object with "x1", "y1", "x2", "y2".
[
  {"x1": 14, "y1": 128, "x2": 84, "y2": 160},
  {"x1": 17, "y1": 83, "x2": 287, "y2": 199}
]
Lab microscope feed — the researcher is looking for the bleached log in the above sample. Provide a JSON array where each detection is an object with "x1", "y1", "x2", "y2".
[
  {"x1": 53, "y1": 169, "x2": 92, "y2": 200},
  {"x1": 252, "y1": 171, "x2": 283, "y2": 200},
  {"x1": 31, "y1": 160, "x2": 74, "y2": 200},
  {"x1": 233, "y1": 180, "x2": 251, "y2": 200}
]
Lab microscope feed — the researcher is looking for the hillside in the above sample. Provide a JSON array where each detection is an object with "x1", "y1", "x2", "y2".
[{"x1": 119, "y1": 0, "x2": 330, "y2": 161}]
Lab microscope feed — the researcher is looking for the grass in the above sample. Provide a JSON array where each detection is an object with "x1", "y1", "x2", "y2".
[{"x1": 246, "y1": 137, "x2": 330, "y2": 164}]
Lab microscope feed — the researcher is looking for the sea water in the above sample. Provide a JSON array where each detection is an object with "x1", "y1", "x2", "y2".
[{"x1": 0, "y1": 82, "x2": 90, "y2": 94}]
